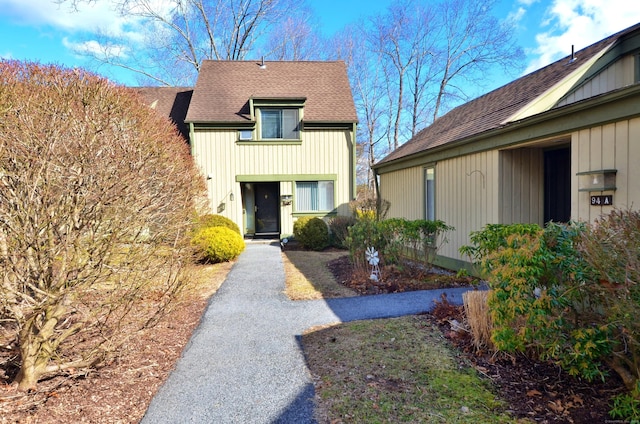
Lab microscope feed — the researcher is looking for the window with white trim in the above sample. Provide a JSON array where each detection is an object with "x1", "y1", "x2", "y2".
[
  {"x1": 296, "y1": 181, "x2": 334, "y2": 211},
  {"x1": 425, "y1": 166, "x2": 435, "y2": 220},
  {"x1": 260, "y1": 108, "x2": 299, "y2": 140}
]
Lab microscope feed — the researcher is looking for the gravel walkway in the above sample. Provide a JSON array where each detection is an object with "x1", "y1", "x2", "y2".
[{"x1": 141, "y1": 242, "x2": 474, "y2": 424}]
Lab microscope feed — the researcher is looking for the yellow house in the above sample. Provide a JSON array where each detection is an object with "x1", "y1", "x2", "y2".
[
  {"x1": 138, "y1": 60, "x2": 358, "y2": 239},
  {"x1": 373, "y1": 23, "x2": 640, "y2": 270}
]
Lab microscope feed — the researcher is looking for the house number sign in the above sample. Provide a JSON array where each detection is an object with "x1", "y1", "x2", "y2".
[{"x1": 590, "y1": 195, "x2": 613, "y2": 206}]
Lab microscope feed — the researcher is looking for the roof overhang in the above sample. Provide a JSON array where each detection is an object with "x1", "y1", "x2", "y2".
[{"x1": 373, "y1": 83, "x2": 640, "y2": 174}]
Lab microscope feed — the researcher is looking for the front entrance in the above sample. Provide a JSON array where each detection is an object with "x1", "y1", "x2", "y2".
[
  {"x1": 544, "y1": 146, "x2": 571, "y2": 223},
  {"x1": 242, "y1": 182, "x2": 280, "y2": 236}
]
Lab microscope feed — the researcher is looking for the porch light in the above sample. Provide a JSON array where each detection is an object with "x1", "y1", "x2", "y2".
[
  {"x1": 577, "y1": 169, "x2": 617, "y2": 192},
  {"x1": 281, "y1": 194, "x2": 292, "y2": 206}
]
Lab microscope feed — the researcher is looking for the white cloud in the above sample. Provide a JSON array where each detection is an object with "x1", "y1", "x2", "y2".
[
  {"x1": 62, "y1": 37, "x2": 129, "y2": 59},
  {"x1": 525, "y1": 0, "x2": 640, "y2": 72},
  {"x1": 0, "y1": 0, "x2": 176, "y2": 40},
  {"x1": 508, "y1": 7, "x2": 527, "y2": 24},
  {"x1": 0, "y1": 0, "x2": 127, "y2": 34}
]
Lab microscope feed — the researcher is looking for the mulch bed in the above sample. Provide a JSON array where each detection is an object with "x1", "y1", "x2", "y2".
[
  {"x1": 327, "y1": 254, "x2": 627, "y2": 423},
  {"x1": 326, "y1": 254, "x2": 476, "y2": 295}
]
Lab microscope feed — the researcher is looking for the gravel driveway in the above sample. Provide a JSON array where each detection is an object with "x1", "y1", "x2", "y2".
[{"x1": 141, "y1": 242, "x2": 473, "y2": 423}]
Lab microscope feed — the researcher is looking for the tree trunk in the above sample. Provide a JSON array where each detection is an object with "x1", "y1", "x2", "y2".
[
  {"x1": 606, "y1": 356, "x2": 639, "y2": 394},
  {"x1": 14, "y1": 303, "x2": 67, "y2": 391}
]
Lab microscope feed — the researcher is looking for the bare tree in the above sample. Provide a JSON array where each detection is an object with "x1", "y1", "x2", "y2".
[
  {"x1": 330, "y1": 25, "x2": 390, "y2": 191},
  {"x1": 0, "y1": 61, "x2": 206, "y2": 391},
  {"x1": 430, "y1": 0, "x2": 522, "y2": 120},
  {"x1": 261, "y1": 7, "x2": 324, "y2": 60},
  {"x1": 73, "y1": 0, "x2": 303, "y2": 85},
  {"x1": 369, "y1": 0, "x2": 427, "y2": 150},
  {"x1": 336, "y1": 0, "x2": 523, "y2": 169}
]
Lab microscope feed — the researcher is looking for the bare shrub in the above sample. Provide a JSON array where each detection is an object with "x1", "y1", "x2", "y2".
[{"x1": 0, "y1": 61, "x2": 206, "y2": 391}]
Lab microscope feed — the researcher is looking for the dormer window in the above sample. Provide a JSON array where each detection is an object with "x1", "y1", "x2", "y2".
[
  {"x1": 259, "y1": 108, "x2": 299, "y2": 140},
  {"x1": 249, "y1": 97, "x2": 305, "y2": 142}
]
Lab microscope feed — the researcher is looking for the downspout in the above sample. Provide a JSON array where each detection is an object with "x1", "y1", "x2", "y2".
[
  {"x1": 351, "y1": 122, "x2": 357, "y2": 202},
  {"x1": 189, "y1": 122, "x2": 195, "y2": 156},
  {"x1": 373, "y1": 166, "x2": 381, "y2": 221}
]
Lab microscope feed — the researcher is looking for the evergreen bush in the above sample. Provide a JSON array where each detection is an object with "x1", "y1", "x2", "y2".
[
  {"x1": 192, "y1": 226, "x2": 245, "y2": 263},
  {"x1": 196, "y1": 213, "x2": 241, "y2": 234},
  {"x1": 293, "y1": 217, "x2": 330, "y2": 251}
]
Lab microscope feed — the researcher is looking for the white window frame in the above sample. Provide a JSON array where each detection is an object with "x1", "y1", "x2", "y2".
[
  {"x1": 425, "y1": 166, "x2": 435, "y2": 220},
  {"x1": 295, "y1": 181, "x2": 335, "y2": 212}
]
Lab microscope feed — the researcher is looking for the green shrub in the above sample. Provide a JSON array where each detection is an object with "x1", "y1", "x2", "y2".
[
  {"x1": 346, "y1": 218, "x2": 388, "y2": 270},
  {"x1": 382, "y1": 218, "x2": 454, "y2": 270},
  {"x1": 293, "y1": 217, "x2": 330, "y2": 251},
  {"x1": 328, "y1": 215, "x2": 356, "y2": 248},
  {"x1": 461, "y1": 215, "x2": 640, "y2": 415},
  {"x1": 346, "y1": 217, "x2": 453, "y2": 271},
  {"x1": 195, "y1": 213, "x2": 241, "y2": 234},
  {"x1": 192, "y1": 226, "x2": 245, "y2": 263}
]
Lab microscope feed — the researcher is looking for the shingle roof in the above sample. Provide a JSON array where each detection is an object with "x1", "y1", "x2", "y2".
[
  {"x1": 134, "y1": 87, "x2": 193, "y2": 141},
  {"x1": 376, "y1": 22, "x2": 640, "y2": 166},
  {"x1": 184, "y1": 60, "x2": 357, "y2": 124}
]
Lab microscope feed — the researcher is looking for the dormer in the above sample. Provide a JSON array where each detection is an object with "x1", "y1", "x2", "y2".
[{"x1": 239, "y1": 97, "x2": 306, "y2": 142}]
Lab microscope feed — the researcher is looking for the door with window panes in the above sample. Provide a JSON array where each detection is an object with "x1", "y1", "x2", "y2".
[{"x1": 242, "y1": 182, "x2": 280, "y2": 236}]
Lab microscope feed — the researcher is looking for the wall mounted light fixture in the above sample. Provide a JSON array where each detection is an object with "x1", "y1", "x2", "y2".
[{"x1": 577, "y1": 169, "x2": 617, "y2": 192}]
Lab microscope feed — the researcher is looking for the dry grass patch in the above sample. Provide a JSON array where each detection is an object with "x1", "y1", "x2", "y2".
[
  {"x1": 463, "y1": 290, "x2": 494, "y2": 351},
  {"x1": 282, "y1": 250, "x2": 358, "y2": 300},
  {"x1": 183, "y1": 261, "x2": 235, "y2": 300}
]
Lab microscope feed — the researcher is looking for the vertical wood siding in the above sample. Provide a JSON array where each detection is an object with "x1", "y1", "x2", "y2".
[
  {"x1": 380, "y1": 150, "x2": 500, "y2": 261},
  {"x1": 381, "y1": 167, "x2": 424, "y2": 220},
  {"x1": 573, "y1": 116, "x2": 640, "y2": 222},
  {"x1": 191, "y1": 128, "x2": 353, "y2": 236},
  {"x1": 499, "y1": 148, "x2": 544, "y2": 225},
  {"x1": 558, "y1": 55, "x2": 635, "y2": 106},
  {"x1": 437, "y1": 151, "x2": 500, "y2": 260}
]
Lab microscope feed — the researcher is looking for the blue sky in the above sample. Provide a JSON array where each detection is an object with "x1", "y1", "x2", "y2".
[{"x1": 1, "y1": 0, "x2": 639, "y2": 86}]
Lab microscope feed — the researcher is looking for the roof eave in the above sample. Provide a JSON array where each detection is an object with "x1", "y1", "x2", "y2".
[{"x1": 373, "y1": 83, "x2": 640, "y2": 174}]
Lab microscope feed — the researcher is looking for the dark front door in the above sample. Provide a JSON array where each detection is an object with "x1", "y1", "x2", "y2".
[
  {"x1": 544, "y1": 147, "x2": 571, "y2": 223},
  {"x1": 254, "y1": 183, "x2": 279, "y2": 235}
]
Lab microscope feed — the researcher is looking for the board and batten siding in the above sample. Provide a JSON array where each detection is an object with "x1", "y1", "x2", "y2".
[
  {"x1": 191, "y1": 128, "x2": 354, "y2": 236},
  {"x1": 499, "y1": 148, "x2": 545, "y2": 225},
  {"x1": 379, "y1": 150, "x2": 500, "y2": 262},
  {"x1": 380, "y1": 166, "x2": 424, "y2": 220},
  {"x1": 572, "y1": 116, "x2": 640, "y2": 222},
  {"x1": 557, "y1": 55, "x2": 636, "y2": 107},
  {"x1": 436, "y1": 151, "x2": 500, "y2": 261}
]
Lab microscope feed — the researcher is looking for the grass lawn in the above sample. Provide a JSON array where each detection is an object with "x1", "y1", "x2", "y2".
[
  {"x1": 284, "y1": 248, "x2": 518, "y2": 423},
  {"x1": 302, "y1": 316, "x2": 516, "y2": 423}
]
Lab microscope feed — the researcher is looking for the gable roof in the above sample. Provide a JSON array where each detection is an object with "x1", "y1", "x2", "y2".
[
  {"x1": 376, "y1": 22, "x2": 640, "y2": 167},
  {"x1": 184, "y1": 60, "x2": 357, "y2": 124},
  {"x1": 134, "y1": 87, "x2": 193, "y2": 141}
]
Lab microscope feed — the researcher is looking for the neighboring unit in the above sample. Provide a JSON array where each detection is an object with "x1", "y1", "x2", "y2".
[
  {"x1": 138, "y1": 60, "x2": 358, "y2": 239},
  {"x1": 373, "y1": 22, "x2": 640, "y2": 270}
]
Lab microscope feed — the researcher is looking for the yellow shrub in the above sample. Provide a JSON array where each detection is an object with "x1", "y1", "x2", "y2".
[{"x1": 192, "y1": 226, "x2": 245, "y2": 263}]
